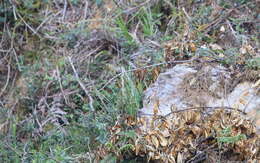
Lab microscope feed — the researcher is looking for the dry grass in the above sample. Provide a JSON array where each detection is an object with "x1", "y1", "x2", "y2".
[{"x1": 0, "y1": 0, "x2": 259, "y2": 162}]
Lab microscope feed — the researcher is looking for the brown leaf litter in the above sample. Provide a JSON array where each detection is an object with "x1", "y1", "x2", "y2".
[{"x1": 104, "y1": 109, "x2": 259, "y2": 162}]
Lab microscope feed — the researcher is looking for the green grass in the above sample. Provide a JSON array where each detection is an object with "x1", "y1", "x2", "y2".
[
  {"x1": 0, "y1": 0, "x2": 259, "y2": 162},
  {"x1": 138, "y1": 7, "x2": 157, "y2": 37},
  {"x1": 217, "y1": 127, "x2": 246, "y2": 146},
  {"x1": 0, "y1": 67, "x2": 143, "y2": 162},
  {"x1": 115, "y1": 16, "x2": 136, "y2": 46}
]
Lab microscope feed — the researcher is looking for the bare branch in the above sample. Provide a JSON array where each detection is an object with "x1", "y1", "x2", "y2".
[{"x1": 68, "y1": 57, "x2": 94, "y2": 111}]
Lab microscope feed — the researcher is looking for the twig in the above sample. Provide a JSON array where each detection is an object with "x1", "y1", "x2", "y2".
[
  {"x1": 62, "y1": 0, "x2": 67, "y2": 21},
  {"x1": 78, "y1": 45, "x2": 103, "y2": 61},
  {"x1": 16, "y1": 12, "x2": 41, "y2": 37},
  {"x1": 226, "y1": 20, "x2": 237, "y2": 40},
  {"x1": 68, "y1": 57, "x2": 94, "y2": 111},
  {"x1": 146, "y1": 39, "x2": 161, "y2": 48},
  {"x1": 33, "y1": 106, "x2": 43, "y2": 135},
  {"x1": 46, "y1": 89, "x2": 79, "y2": 98},
  {"x1": 118, "y1": 0, "x2": 151, "y2": 15},
  {"x1": 138, "y1": 106, "x2": 246, "y2": 118},
  {"x1": 83, "y1": 0, "x2": 89, "y2": 19},
  {"x1": 21, "y1": 142, "x2": 29, "y2": 163},
  {"x1": 187, "y1": 150, "x2": 206, "y2": 163},
  {"x1": 12, "y1": 3, "x2": 17, "y2": 20},
  {"x1": 0, "y1": 49, "x2": 11, "y2": 52},
  {"x1": 202, "y1": 9, "x2": 233, "y2": 34},
  {"x1": 182, "y1": 7, "x2": 192, "y2": 23},
  {"x1": 56, "y1": 66, "x2": 69, "y2": 104},
  {"x1": 12, "y1": 48, "x2": 22, "y2": 71},
  {"x1": 187, "y1": 143, "x2": 217, "y2": 163},
  {"x1": 0, "y1": 61, "x2": 10, "y2": 97},
  {"x1": 163, "y1": 0, "x2": 174, "y2": 8},
  {"x1": 0, "y1": 121, "x2": 8, "y2": 133},
  {"x1": 35, "y1": 10, "x2": 62, "y2": 34},
  {"x1": 165, "y1": 106, "x2": 246, "y2": 117},
  {"x1": 4, "y1": 142, "x2": 22, "y2": 158},
  {"x1": 0, "y1": 100, "x2": 4, "y2": 107},
  {"x1": 99, "y1": 58, "x2": 198, "y2": 90}
]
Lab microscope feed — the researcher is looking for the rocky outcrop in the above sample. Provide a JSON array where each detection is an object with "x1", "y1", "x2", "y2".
[{"x1": 138, "y1": 63, "x2": 260, "y2": 131}]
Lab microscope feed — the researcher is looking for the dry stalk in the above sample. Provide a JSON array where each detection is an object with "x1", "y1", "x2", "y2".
[
  {"x1": 138, "y1": 106, "x2": 246, "y2": 118},
  {"x1": 99, "y1": 58, "x2": 198, "y2": 90},
  {"x1": 0, "y1": 62, "x2": 10, "y2": 97},
  {"x1": 56, "y1": 66, "x2": 69, "y2": 104},
  {"x1": 68, "y1": 56, "x2": 94, "y2": 111}
]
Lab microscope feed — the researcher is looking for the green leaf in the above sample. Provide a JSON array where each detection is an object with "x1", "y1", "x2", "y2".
[
  {"x1": 101, "y1": 154, "x2": 117, "y2": 163},
  {"x1": 118, "y1": 130, "x2": 136, "y2": 139}
]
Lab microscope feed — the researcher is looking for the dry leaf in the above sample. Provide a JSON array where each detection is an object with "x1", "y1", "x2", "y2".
[
  {"x1": 146, "y1": 145, "x2": 156, "y2": 152},
  {"x1": 239, "y1": 98, "x2": 247, "y2": 105},
  {"x1": 189, "y1": 43, "x2": 196, "y2": 52},
  {"x1": 135, "y1": 139, "x2": 141, "y2": 155},
  {"x1": 104, "y1": 0, "x2": 115, "y2": 12},
  {"x1": 191, "y1": 125, "x2": 202, "y2": 136},
  {"x1": 210, "y1": 43, "x2": 222, "y2": 50},
  {"x1": 177, "y1": 152, "x2": 183, "y2": 163},
  {"x1": 242, "y1": 91, "x2": 249, "y2": 97},
  {"x1": 151, "y1": 135, "x2": 159, "y2": 148},
  {"x1": 152, "y1": 67, "x2": 160, "y2": 81},
  {"x1": 158, "y1": 134, "x2": 168, "y2": 147},
  {"x1": 153, "y1": 99, "x2": 159, "y2": 115},
  {"x1": 240, "y1": 47, "x2": 247, "y2": 54},
  {"x1": 134, "y1": 69, "x2": 147, "y2": 81},
  {"x1": 220, "y1": 25, "x2": 225, "y2": 32},
  {"x1": 252, "y1": 79, "x2": 260, "y2": 88}
]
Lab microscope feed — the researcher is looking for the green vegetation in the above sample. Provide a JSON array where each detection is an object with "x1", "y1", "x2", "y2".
[
  {"x1": 0, "y1": 0, "x2": 259, "y2": 162},
  {"x1": 217, "y1": 127, "x2": 246, "y2": 144}
]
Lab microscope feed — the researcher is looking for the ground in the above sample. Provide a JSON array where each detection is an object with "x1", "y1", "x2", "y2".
[{"x1": 0, "y1": 0, "x2": 259, "y2": 162}]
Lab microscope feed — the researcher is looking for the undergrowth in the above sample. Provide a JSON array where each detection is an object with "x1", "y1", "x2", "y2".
[{"x1": 0, "y1": 0, "x2": 259, "y2": 162}]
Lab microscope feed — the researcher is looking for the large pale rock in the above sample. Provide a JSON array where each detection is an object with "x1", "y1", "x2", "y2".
[{"x1": 138, "y1": 63, "x2": 260, "y2": 130}]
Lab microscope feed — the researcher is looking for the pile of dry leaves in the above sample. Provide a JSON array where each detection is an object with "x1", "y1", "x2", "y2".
[{"x1": 103, "y1": 108, "x2": 259, "y2": 162}]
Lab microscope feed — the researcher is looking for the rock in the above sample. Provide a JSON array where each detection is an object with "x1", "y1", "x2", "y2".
[
  {"x1": 138, "y1": 63, "x2": 260, "y2": 131},
  {"x1": 140, "y1": 64, "x2": 197, "y2": 116}
]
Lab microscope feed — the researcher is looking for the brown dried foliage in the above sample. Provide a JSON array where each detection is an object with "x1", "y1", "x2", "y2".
[{"x1": 106, "y1": 109, "x2": 259, "y2": 162}]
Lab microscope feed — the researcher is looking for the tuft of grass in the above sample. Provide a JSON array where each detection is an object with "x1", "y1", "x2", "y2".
[
  {"x1": 246, "y1": 57, "x2": 260, "y2": 69},
  {"x1": 115, "y1": 16, "x2": 135, "y2": 46},
  {"x1": 93, "y1": 72, "x2": 143, "y2": 116},
  {"x1": 118, "y1": 73, "x2": 143, "y2": 116},
  {"x1": 138, "y1": 7, "x2": 157, "y2": 37},
  {"x1": 217, "y1": 127, "x2": 246, "y2": 144}
]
